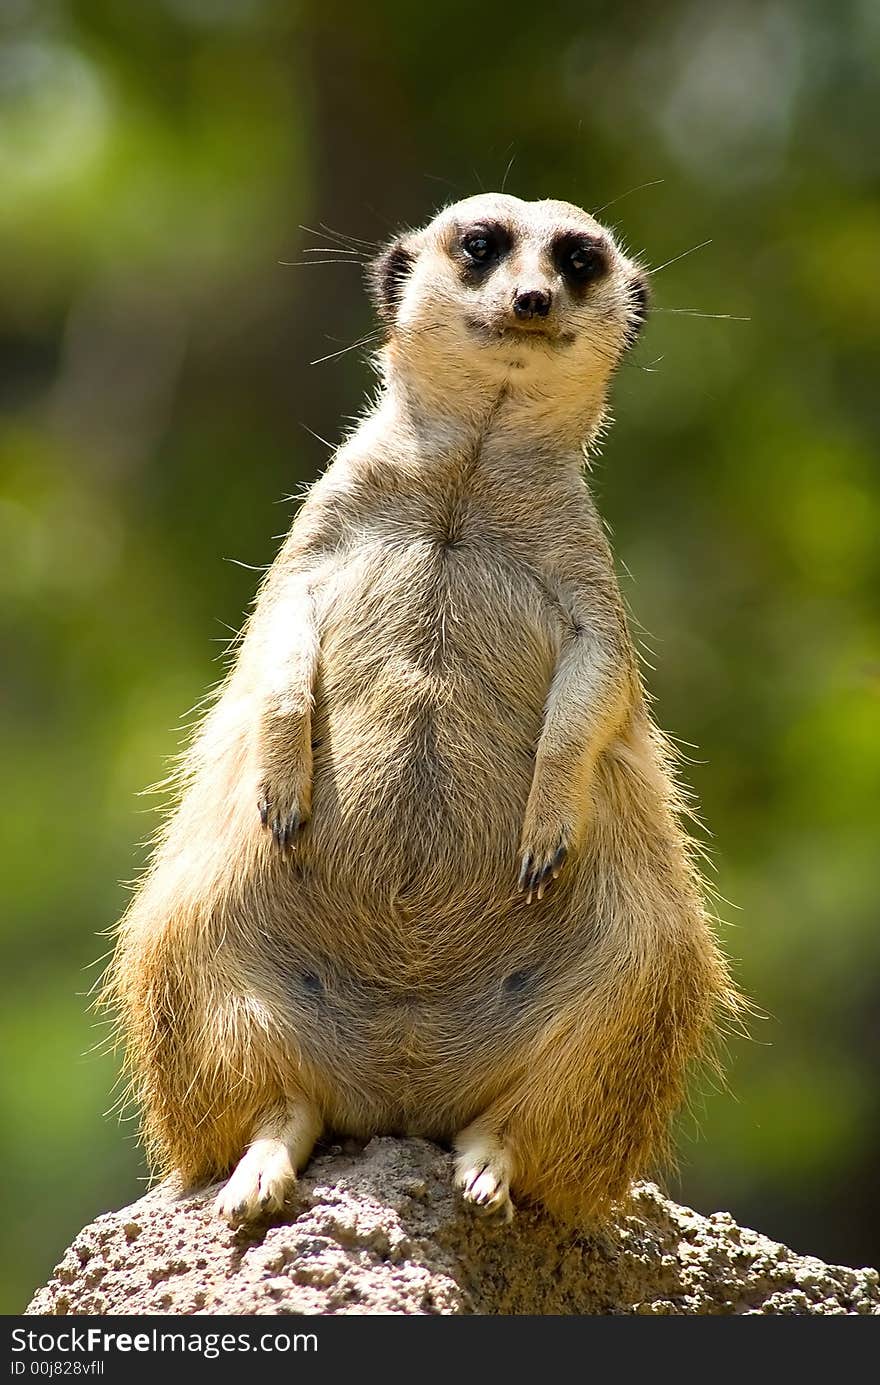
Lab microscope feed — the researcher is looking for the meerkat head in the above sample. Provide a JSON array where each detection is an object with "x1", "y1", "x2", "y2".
[{"x1": 368, "y1": 193, "x2": 650, "y2": 411}]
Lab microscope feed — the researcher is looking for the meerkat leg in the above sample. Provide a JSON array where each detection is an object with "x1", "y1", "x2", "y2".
[
  {"x1": 519, "y1": 629, "x2": 629, "y2": 901},
  {"x1": 252, "y1": 579, "x2": 320, "y2": 850},
  {"x1": 454, "y1": 1120, "x2": 516, "y2": 1222},
  {"x1": 215, "y1": 1096, "x2": 322, "y2": 1226},
  {"x1": 487, "y1": 740, "x2": 734, "y2": 1224}
]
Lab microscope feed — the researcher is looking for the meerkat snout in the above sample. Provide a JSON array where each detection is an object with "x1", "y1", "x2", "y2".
[{"x1": 513, "y1": 287, "x2": 552, "y2": 320}]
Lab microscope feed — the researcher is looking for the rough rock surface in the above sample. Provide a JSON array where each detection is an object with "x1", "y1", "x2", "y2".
[{"x1": 27, "y1": 1137, "x2": 880, "y2": 1316}]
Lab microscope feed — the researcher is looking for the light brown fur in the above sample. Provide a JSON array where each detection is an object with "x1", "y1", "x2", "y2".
[{"x1": 104, "y1": 194, "x2": 738, "y2": 1226}]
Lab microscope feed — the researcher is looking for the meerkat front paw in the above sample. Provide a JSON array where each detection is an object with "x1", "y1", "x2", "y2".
[
  {"x1": 454, "y1": 1129, "x2": 515, "y2": 1223},
  {"x1": 258, "y1": 772, "x2": 311, "y2": 850},
  {"x1": 518, "y1": 819, "x2": 571, "y2": 903},
  {"x1": 215, "y1": 1138, "x2": 297, "y2": 1226}
]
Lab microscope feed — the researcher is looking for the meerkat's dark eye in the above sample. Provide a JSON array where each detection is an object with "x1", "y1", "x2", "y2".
[
  {"x1": 464, "y1": 234, "x2": 491, "y2": 260},
  {"x1": 555, "y1": 235, "x2": 608, "y2": 285},
  {"x1": 460, "y1": 226, "x2": 508, "y2": 267},
  {"x1": 463, "y1": 232, "x2": 497, "y2": 264}
]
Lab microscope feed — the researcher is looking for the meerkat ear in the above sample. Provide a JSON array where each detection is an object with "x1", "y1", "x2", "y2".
[
  {"x1": 624, "y1": 270, "x2": 651, "y2": 348},
  {"x1": 367, "y1": 237, "x2": 416, "y2": 325}
]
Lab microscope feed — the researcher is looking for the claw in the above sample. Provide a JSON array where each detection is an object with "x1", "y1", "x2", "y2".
[
  {"x1": 464, "y1": 1163, "x2": 487, "y2": 1195},
  {"x1": 518, "y1": 838, "x2": 569, "y2": 902},
  {"x1": 261, "y1": 795, "x2": 305, "y2": 850},
  {"x1": 517, "y1": 854, "x2": 532, "y2": 892},
  {"x1": 456, "y1": 1155, "x2": 515, "y2": 1223}
]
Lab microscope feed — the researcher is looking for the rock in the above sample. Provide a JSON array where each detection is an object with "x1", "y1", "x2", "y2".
[{"x1": 26, "y1": 1137, "x2": 880, "y2": 1316}]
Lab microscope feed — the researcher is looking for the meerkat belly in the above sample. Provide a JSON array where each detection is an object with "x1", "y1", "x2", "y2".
[
  {"x1": 266, "y1": 533, "x2": 576, "y2": 1108},
  {"x1": 307, "y1": 534, "x2": 558, "y2": 902},
  {"x1": 268, "y1": 949, "x2": 574, "y2": 1137}
]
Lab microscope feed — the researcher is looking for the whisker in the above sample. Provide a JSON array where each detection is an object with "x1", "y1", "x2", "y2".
[
  {"x1": 279, "y1": 259, "x2": 365, "y2": 268},
  {"x1": 500, "y1": 150, "x2": 517, "y2": 195},
  {"x1": 318, "y1": 221, "x2": 382, "y2": 250},
  {"x1": 309, "y1": 332, "x2": 382, "y2": 366},
  {"x1": 649, "y1": 239, "x2": 713, "y2": 275},
  {"x1": 655, "y1": 308, "x2": 750, "y2": 321},
  {"x1": 296, "y1": 225, "x2": 378, "y2": 262},
  {"x1": 592, "y1": 179, "x2": 665, "y2": 216},
  {"x1": 299, "y1": 222, "x2": 345, "y2": 244},
  {"x1": 299, "y1": 421, "x2": 337, "y2": 450},
  {"x1": 397, "y1": 323, "x2": 445, "y2": 343},
  {"x1": 301, "y1": 246, "x2": 363, "y2": 257},
  {"x1": 224, "y1": 558, "x2": 270, "y2": 572},
  {"x1": 322, "y1": 331, "x2": 374, "y2": 344}
]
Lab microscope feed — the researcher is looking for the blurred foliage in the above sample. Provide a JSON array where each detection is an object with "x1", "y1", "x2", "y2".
[{"x1": 1, "y1": 0, "x2": 878, "y2": 1311}]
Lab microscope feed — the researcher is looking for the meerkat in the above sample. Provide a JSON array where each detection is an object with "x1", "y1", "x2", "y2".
[{"x1": 104, "y1": 193, "x2": 737, "y2": 1227}]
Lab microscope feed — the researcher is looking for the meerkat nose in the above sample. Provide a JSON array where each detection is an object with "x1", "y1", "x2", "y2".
[{"x1": 513, "y1": 288, "x2": 552, "y2": 320}]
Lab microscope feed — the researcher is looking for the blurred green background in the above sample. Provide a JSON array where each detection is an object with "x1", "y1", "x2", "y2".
[{"x1": 2, "y1": 0, "x2": 879, "y2": 1312}]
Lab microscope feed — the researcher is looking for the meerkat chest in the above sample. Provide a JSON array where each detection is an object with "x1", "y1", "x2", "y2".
[
  {"x1": 307, "y1": 515, "x2": 558, "y2": 849},
  {"x1": 316, "y1": 506, "x2": 562, "y2": 698}
]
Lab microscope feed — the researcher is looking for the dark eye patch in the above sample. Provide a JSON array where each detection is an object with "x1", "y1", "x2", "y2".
[
  {"x1": 553, "y1": 232, "x2": 609, "y2": 288},
  {"x1": 456, "y1": 222, "x2": 512, "y2": 280}
]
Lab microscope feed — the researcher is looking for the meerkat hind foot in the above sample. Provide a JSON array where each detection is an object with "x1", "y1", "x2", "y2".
[
  {"x1": 454, "y1": 1131, "x2": 515, "y2": 1223},
  {"x1": 214, "y1": 1138, "x2": 296, "y2": 1225},
  {"x1": 215, "y1": 1101, "x2": 321, "y2": 1227}
]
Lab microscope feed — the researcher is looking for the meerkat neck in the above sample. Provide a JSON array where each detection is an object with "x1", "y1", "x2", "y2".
[{"x1": 374, "y1": 350, "x2": 608, "y2": 461}]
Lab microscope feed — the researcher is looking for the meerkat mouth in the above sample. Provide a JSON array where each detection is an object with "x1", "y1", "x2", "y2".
[{"x1": 464, "y1": 316, "x2": 575, "y2": 349}]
